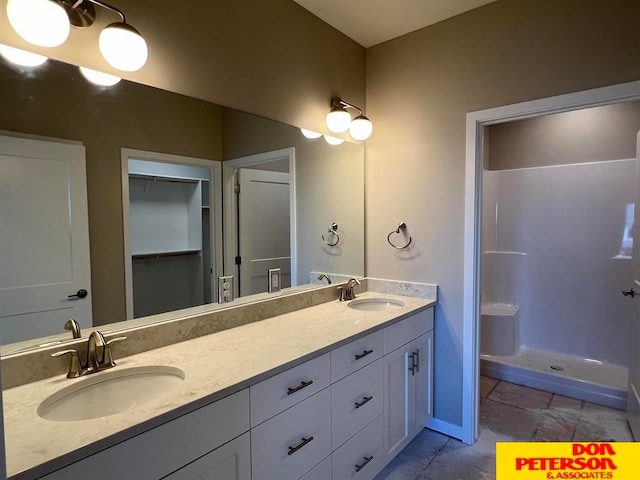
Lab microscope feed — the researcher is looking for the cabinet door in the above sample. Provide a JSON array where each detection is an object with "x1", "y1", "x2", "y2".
[
  {"x1": 382, "y1": 332, "x2": 434, "y2": 463},
  {"x1": 409, "y1": 332, "x2": 433, "y2": 436},
  {"x1": 163, "y1": 433, "x2": 250, "y2": 480},
  {"x1": 382, "y1": 343, "x2": 412, "y2": 462}
]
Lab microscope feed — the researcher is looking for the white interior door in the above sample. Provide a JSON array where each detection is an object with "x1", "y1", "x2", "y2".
[
  {"x1": 0, "y1": 135, "x2": 92, "y2": 344},
  {"x1": 237, "y1": 169, "x2": 291, "y2": 296},
  {"x1": 629, "y1": 132, "x2": 640, "y2": 439}
]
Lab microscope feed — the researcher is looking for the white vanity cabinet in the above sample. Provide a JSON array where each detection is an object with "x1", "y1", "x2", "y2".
[
  {"x1": 33, "y1": 305, "x2": 434, "y2": 480},
  {"x1": 38, "y1": 390, "x2": 250, "y2": 480},
  {"x1": 163, "y1": 433, "x2": 250, "y2": 480},
  {"x1": 383, "y1": 309, "x2": 434, "y2": 463}
]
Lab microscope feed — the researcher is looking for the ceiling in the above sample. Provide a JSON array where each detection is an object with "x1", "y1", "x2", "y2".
[{"x1": 293, "y1": 0, "x2": 498, "y2": 48}]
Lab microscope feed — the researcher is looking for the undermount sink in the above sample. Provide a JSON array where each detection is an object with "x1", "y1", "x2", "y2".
[
  {"x1": 348, "y1": 297, "x2": 405, "y2": 311},
  {"x1": 38, "y1": 365, "x2": 185, "y2": 422}
]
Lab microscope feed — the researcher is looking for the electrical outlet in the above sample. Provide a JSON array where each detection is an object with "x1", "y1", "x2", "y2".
[
  {"x1": 218, "y1": 275, "x2": 234, "y2": 303},
  {"x1": 268, "y1": 268, "x2": 281, "y2": 293}
]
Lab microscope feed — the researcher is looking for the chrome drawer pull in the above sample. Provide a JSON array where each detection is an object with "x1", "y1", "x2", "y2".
[
  {"x1": 355, "y1": 455, "x2": 373, "y2": 472},
  {"x1": 355, "y1": 349, "x2": 373, "y2": 360},
  {"x1": 288, "y1": 436, "x2": 314, "y2": 455},
  {"x1": 287, "y1": 380, "x2": 314, "y2": 395},
  {"x1": 354, "y1": 395, "x2": 373, "y2": 409}
]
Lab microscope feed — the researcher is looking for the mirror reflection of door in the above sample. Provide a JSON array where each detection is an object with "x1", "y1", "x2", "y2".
[
  {"x1": 629, "y1": 131, "x2": 640, "y2": 439},
  {"x1": 126, "y1": 158, "x2": 216, "y2": 318},
  {"x1": 0, "y1": 134, "x2": 92, "y2": 345},
  {"x1": 236, "y1": 169, "x2": 291, "y2": 296}
]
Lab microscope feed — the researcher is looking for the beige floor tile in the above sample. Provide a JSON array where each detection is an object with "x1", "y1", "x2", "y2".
[
  {"x1": 488, "y1": 381, "x2": 552, "y2": 409},
  {"x1": 479, "y1": 376, "x2": 499, "y2": 398}
]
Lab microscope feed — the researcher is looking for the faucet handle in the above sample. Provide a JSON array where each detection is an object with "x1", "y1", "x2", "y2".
[
  {"x1": 103, "y1": 336, "x2": 127, "y2": 369},
  {"x1": 51, "y1": 349, "x2": 83, "y2": 378}
]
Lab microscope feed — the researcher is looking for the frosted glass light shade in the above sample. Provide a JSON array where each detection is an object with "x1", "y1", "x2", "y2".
[
  {"x1": 324, "y1": 135, "x2": 344, "y2": 146},
  {"x1": 99, "y1": 22, "x2": 148, "y2": 72},
  {"x1": 0, "y1": 44, "x2": 48, "y2": 66},
  {"x1": 300, "y1": 128, "x2": 322, "y2": 139},
  {"x1": 349, "y1": 115, "x2": 373, "y2": 141},
  {"x1": 326, "y1": 107, "x2": 351, "y2": 133},
  {"x1": 6, "y1": 0, "x2": 70, "y2": 47},
  {"x1": 80, "y1": 67, "x2": 121, "y2": 86}
]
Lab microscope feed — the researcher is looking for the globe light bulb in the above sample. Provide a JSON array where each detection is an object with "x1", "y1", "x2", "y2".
[
  {"x1": 349, "y1": 115, "x2": 373, "y2": 141},
  {"x1": 326, "y1": 105, "x2": 351, "y2": 133},
  {"x1": 79, "y1": 66, "x2": 121, "y2": 87},
  {"x1": 6, "y1": 0, "x2": 70, "y2": 47},
  {"x1": 300, "y1": 128, "x2": 322, "y2": 139},
  {"x1": 0, "y1": 44, "x2": 48, "y2": 66},
  {"x1": 324, "y1": 135, "x2": 344, "y2": 146},
  {"x1": 99, "y1": 22, "x2": 148, "y2": 72}
]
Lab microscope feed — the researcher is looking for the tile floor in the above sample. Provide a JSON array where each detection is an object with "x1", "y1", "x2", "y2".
[{"x1": 374, "y1": 376, "x2": 634, "y2": 480}]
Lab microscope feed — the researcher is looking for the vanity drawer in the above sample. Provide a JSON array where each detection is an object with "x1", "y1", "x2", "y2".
[
  {"x1": 384, "y1": 308, "x2": 433, "y2": 354},
  {"x1": 251, "y1": 388, "x2": 331, "y2": 480},
  {"x1": 332, "y1": 359, "x2": 383, "y2": 449},
  {"x1": 250, "y1": 353, "x2": 330, "y2": 427},
  {"x1": 39, "y1": 389, "x2": 250, "y2": 480},
  {"x1": 299, "y1": 456, "x2": 332, "y2": 480},
  {"x1": 331, "y1": 330, "x2": 383, "y2": 382},
  {"x1": 332, "y1": 415, "x2": 384, "y2": 480}
]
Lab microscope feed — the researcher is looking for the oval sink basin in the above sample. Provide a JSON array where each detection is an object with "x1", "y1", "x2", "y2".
[
  {"x1": 38, "y1": 365, "x2": 185, "y2": 422},
  {"x1": 348, "y1": 297, "x2": 405, "y2": 311}
]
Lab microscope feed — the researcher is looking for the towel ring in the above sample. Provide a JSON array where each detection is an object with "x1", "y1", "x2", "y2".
[
  {"x1": 322, "y1": 222, "x2": 340, "y2": 247},
  {"x1": 387, "y1": 222, "x2": 412, "y2": 250}
]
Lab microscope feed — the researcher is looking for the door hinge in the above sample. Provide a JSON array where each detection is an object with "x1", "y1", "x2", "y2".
[
  {"x1": 234, "y1": 183, "x2": 240, "y2": 194},
  {"x1": 235, "y1": 256, "x2": 242, "y2": 265}
]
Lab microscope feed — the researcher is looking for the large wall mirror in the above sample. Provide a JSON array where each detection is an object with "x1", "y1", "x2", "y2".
[{"x1": 0, "y1": 55, "x2": 364, "y2": 355}]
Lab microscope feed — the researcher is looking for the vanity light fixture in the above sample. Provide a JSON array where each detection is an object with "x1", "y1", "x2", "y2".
[
  {"x1": 79, "y1": 66, "x2": 121, "y2": 86},
  {"x1": 324, "y1": 135, "x2": 344, "y2": 146},
  {"x1": 300, "y1": 128, "x2": 322, "y2": 139},
  {"x1": 5, "y1": 0, "x2": 148, "y2": 72},
  {"x1": 0, "y1": 44, "x2": 48, "y2": 66},
  {"x1": 326, "y1": 97, "x2": 373, "y2": 140}
]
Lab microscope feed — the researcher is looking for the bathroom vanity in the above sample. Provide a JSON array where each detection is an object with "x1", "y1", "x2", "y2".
[{"x1": 2, "y1": 290, "x2": 435, "y2": 480}]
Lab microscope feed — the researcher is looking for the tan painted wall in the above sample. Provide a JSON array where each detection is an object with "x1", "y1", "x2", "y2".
[
  {"x1": 488, "y1": 101, "x2": 640, "y2": 170},
  {"x1": 0, "y1": 0, "x2": 365, "y2": 136},
  {"x1": 222, "y1": 108, "x2": 365, "y2": 282},
  {"x1": 366, "y1": 0, "x2": 640, "y2": 426}
]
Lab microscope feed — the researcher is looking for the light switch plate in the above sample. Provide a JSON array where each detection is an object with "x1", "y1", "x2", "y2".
[{"x1": 268, "y1": 268, "x2": 281, "y2": 293}]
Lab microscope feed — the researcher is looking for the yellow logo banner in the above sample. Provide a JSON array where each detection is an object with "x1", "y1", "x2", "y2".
[{"x1": 497, "y1": 442, "x2": 640, "y2": 479}]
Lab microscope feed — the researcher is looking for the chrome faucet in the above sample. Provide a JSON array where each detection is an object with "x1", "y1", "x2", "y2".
[
  {"x1": 339, "y1": 277, "x2": 361, "y2": 301},
  {"x1": 51, "y1": 331, "x2": 127, "y2": 378},
  {"x1": 317, "y1": 273, "x2": 332, "y2": 285}
]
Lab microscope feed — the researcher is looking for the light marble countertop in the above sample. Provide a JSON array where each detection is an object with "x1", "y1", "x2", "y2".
[{"x1": 3, "y1": 292, "x2": 435, "y2": 479}]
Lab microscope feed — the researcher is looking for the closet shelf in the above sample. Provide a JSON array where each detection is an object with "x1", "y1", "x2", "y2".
[
  {"x1": 132, "y1": 249, "x2": 202, "y2": 260},
  {"x1": 129, "y1": 173, "x2": 200, "y2": 184}
]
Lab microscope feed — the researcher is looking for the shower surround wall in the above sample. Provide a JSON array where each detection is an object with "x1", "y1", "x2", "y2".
[{"x1": 481, "y1": 159, "x2": 635, "y2": 367}]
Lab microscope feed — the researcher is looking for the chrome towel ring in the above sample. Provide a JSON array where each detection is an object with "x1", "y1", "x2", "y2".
[
  {"x1": 387, "y1": 222, "x2": 412, "y2": 250},
  {"x1": 322, "y1": 222, "x2": 340, "y2": 247}
]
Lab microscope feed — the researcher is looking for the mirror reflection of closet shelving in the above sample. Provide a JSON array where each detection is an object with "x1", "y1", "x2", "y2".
[{"x1": 128, "y1": 159, "x2": 214, "y2": 317}]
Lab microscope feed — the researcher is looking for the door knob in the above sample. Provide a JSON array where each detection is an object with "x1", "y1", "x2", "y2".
[
  {"x1": 622, "y1": 288, "x2": 635, "y2": 298},
  {"x1": 68, "y1": 289, "x2": 88, "y2": 299}
]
